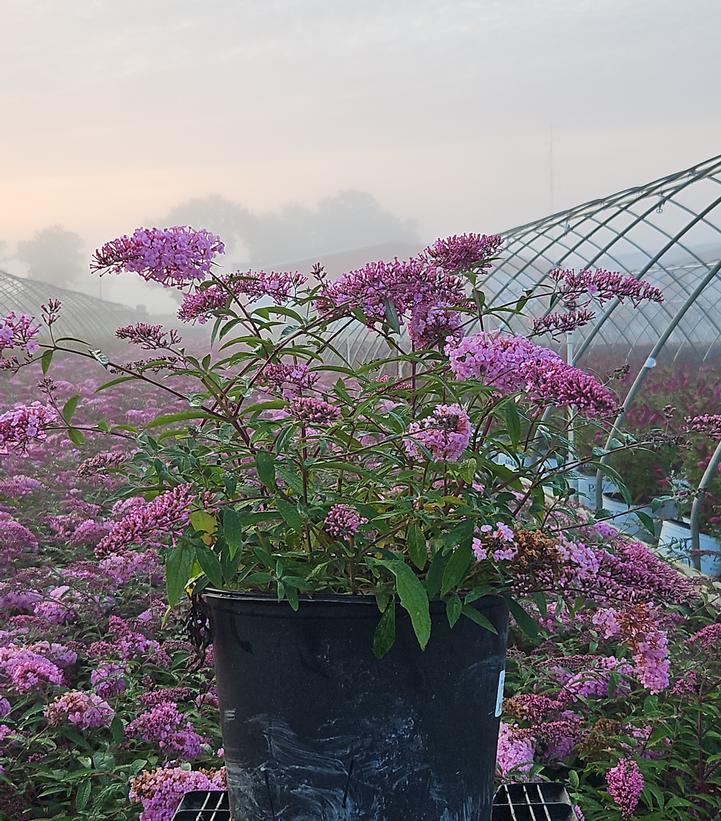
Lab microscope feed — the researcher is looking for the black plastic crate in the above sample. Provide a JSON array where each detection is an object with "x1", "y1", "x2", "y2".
[
  {"x1": 172, "y1": 790, "x2": 230, "y2": 820},
  {"x1": 173, "y1": 783, "x2": 579, "y2": 820},
  {"x1": 493, "y1": 782, "x2": 578, "y2": 820}
]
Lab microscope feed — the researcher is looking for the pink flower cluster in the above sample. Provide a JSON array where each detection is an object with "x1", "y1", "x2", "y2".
[
  {"x1": 531, "y1": 308, "x2": 596, "y2": 337},
  {"x1": 685, "y1": 414, "x2": 721, "y2": 438},
  {"x1": 605, "y1": 758, "x2": 644, "y2": 818},
  {"x1": 126, "y1": 701, "x2": 207, "y2": 760},
  {"x1": 177, "y1": 270, "x2": 306, "y2": 323},
  {"x1": 91, "y1": 227, "x2": 224, "y2": 287},
  {"x1": 0, "y1": 474, "x2": 42, "y2": 497},
  {"x1": 116, "y1": 323, "x2": 181, "y2": 350},
  {"x1": 404, "y1": 403, "x2": 471, "y2": 462},
  {"x1": 688, "y1": 622, "x2": 721, "y2": 652},
  {"x1": 45, "y1": 690, "x2": 114, "y2": 730},
  {"x1": 496, "y1": 722, "x2": 535, "y2": 778},
  {"x1": 0, "y1": 644, "x2": 64, "y2": 692},
  {"x1": 0, "y1": 402, "x2": 56, "y2": 454},
  {"x1": 551, "y1": 268, "x2": 664, "y2": 307},
  {"x1": 77, "y1": 450, "x2": 128, "y2": 478},
  {"x1": 0, "y1": 312, "x2": 40, "y2": 362},
  {"x1": 234, "y1": 269, "x2": 307, "y2": 302},
  {"x1": 324, "y1": 504, "x2": 367, "y2": 539},
  {"x1": 289, "y1": 396, "x2": 340, "y2": 425},
  {"x1": 260, "y1": 362, "x2": 318, "y2": 397},
  {"x1": 90, "y1": 662, "x2": 127, "y2": 698},
  {"x1": 472, "y1": 522, "x2": 518, "y2": 562},
  {"x1": 99, "y1": 550, "x2": 162, "y2": 586},
  {"x1": 424, "y1": 233, "x2": 503, "y2": 274},
  {"x1": 447, "y1": 332, "x2": 617, "y2": 416},
  {"x1": 318, "y1": 254, "x2": 466, "y2": 333},
  {"x1": 0, "y1": 514, "x2": 39, "y2": 561},
  {"x1": 129, "y1": 765, "x2": 225, "y2": 821},
  {"x1": 97, "y1": 484, "x2": 202, "y2": 555}
]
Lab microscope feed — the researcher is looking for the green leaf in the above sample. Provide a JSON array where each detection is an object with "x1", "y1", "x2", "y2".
[
  {"x1": 507, "y1": 598, "x2": 539, "y2": 639},
  {"x1": 277, "y1": 499, "x2": 302, "y2": 534},
  {"x1": 382, "y1": 560, "x2": 431, "y2": 649},
  {"x1": 166, "y1": 543, "x2": 194, "y2": 605},
  {"x1": 189, "y1": 510, "x2": 217, "y2": 534},
  {"x1": 425, "y1": 551, "x2": 447, "y2": 599},
  {"x1": 383, "y1": 297, "x2": 401, "y2": 334},
  {"x1": 255, "y1": 451, "x2": 276, "y2": 491},
  {"x1": 109, "y1": 715, "x2": 124, "y2": 746},
  {"x1": 95, "y1": 376, "x2": 136, "y2": 393},
  {"x1": 504, "y1": 402, "x2": 521, "y2": 446},
  {"x1": 461, "y1": 604, "x2": 498, "y2": 634},
  {"x1": 443, "y1": 519, "x2": 475, "y2": 549},
  {"x1": 75, "y1": 780, "x2": 91, "y2": 811},
  {"x1": 446, "y1": 594, "x2": 462, "y2": 627},
  {"x1": 222, "y1": 509, "x2": 243, "y2": 558},
  {"x1": 67, "y1": 427, "x2": 85, "y2": 446},
  {"x1": 40, "y1": 349, "x2": 53, "y2": 374},
  {"x1": 62, "y1": 395, "x2": 80, "y2": 423},
  {"x1": 636, "y1": 510, "x2": 656, "y2": 537},
  {"x1": 372, "y1": 601, "x2": 396, "y2": 658},
  {"x1": 276, "y1": 465, "x2": 305, "y2": 497},
  {"x1": 406, "y1": 522, "x2": 427, "y2": 570},
  {"x1": 440, "y1": 543, "x2": 473, "y2": 596},
  {"x1": 195, "y1": 544, "x2": 224, "y2": 588}
]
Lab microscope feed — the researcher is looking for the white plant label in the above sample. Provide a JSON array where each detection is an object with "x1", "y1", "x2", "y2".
[{"x1": 495, "y1": 669, "x2": 506, "y2": 717}]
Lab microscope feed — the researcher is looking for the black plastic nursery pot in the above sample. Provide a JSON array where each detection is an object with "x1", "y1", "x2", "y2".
[{"x1": 204, "y1": 590, "x2": 509, "y2": 821}]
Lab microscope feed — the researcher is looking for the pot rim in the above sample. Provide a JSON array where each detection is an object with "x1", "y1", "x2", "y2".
[{"x1": 202, "y1": 588, "x2": 507, "y2": 611}]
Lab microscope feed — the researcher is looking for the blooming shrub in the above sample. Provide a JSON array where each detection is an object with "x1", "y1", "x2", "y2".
[{"x1": 0, "y1": 228, "x2": 718, "y2": 818}]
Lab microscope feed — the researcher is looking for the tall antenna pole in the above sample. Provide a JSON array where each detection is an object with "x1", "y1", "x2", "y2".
[{"x1": 549, "y1": 122, "x2": 555, "y2": 213}]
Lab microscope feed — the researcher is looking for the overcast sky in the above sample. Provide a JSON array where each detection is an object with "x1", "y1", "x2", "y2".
[{"x1": 2, "y1": 0, "x2": 721, "y2": 309}]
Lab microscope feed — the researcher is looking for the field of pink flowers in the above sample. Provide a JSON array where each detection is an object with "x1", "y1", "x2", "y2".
[{"x1": 0, "y1": 354, "x2": 719, "y2": 820}]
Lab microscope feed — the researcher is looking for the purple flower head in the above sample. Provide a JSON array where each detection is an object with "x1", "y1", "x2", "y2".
[
  {"x1": 129, "y1": 765, "x2": 225, "y2": 821},
  {"x1": 685, "y1": 414, "x2": 721, "y2": 438},
  {"x1": 0, "y1": 312, "x2": 40, "y2": 360},
  {"x1": 91, "y1": 662, "x2": 127, "y2": 698},
  {"x1": 324, "y1": 504, "x2": 367, "y2": 539},
  {"x1": 447, "y1": 332, "x2": 617, "y2": 416},
  {"x1": 424, "y1": 233, "x2": 503, "y2": 273},
  {"x1": 317, "y1": 254, "x2": 466, "y2": 332},
  {"x1": 551, "y1": 268, "x2": 664, "y2": 308},
  {"x1": 404, "y1": 403, "x2": 471, "y2": 463},
  {"x1": 0, "y1": 645, "x2": 64, "y2": 692},
  {"x1": 605, "y1": 758, "x2": 644, "y2": 818},
  {"x1": 116, "y1": 323, "x2": 181, "y2": 350},
  {"x1": 91, "y1": 226, "x2": 224, "y2": 287},
  {"x1": 97, "y1": 484, "x2": 206, "y2": 555},
  {"x1": 45, "y1": 690, "x2": 114, "y2": 730},
  {"x1": 531, "y1": 308, "x2": 596, "y2": 337},
  {"x1": 289, "y1": 396, "x2": 340, "y2": 425},
  {"x1": 407, "y1": 304, "x2": 463, "y2": 349},
  {"x1": 0, "y1": 403, "x2": 56, "y2": 454},
  {"x1": 496, "y1": 722, "x2": 535, "y2": 778},
  {"x1": 126, "y1": 701, "x2": 207, "y2": 760}
]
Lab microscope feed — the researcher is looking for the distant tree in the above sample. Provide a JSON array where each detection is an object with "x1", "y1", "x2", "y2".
[
  {"x1": 16, "y1": 226, "x2": 85, "y2": 288},
  {"x1": 154, "y1": 190, "x2": 418, "y2": 269}
]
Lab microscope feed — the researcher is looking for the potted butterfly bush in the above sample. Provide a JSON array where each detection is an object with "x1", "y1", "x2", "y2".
[{"x1": 3, "y1": 228, "x2": 665, "y2": 820}]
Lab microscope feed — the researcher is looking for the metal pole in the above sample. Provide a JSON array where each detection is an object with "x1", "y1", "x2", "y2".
[
  {"x1": 594, "y1": 259, "x2": 721, "y2": 510},
  {"x1": 689, "y1": 437, "x2": 721, "y2": 572}
]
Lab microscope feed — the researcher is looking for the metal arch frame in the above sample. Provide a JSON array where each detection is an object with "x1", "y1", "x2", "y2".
[
  {"x1": 0, "y1": 268, "x2": 145, "y2": 341},
  {"x1": 572, "y1": 191, "x2": 721, "y2": 364},
  {"x1": 493, "y1": 155, "x2": 721, "y2": 306},
  {"x1": 483, "y1": 155, "x2": 721, "y2": 565}
]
